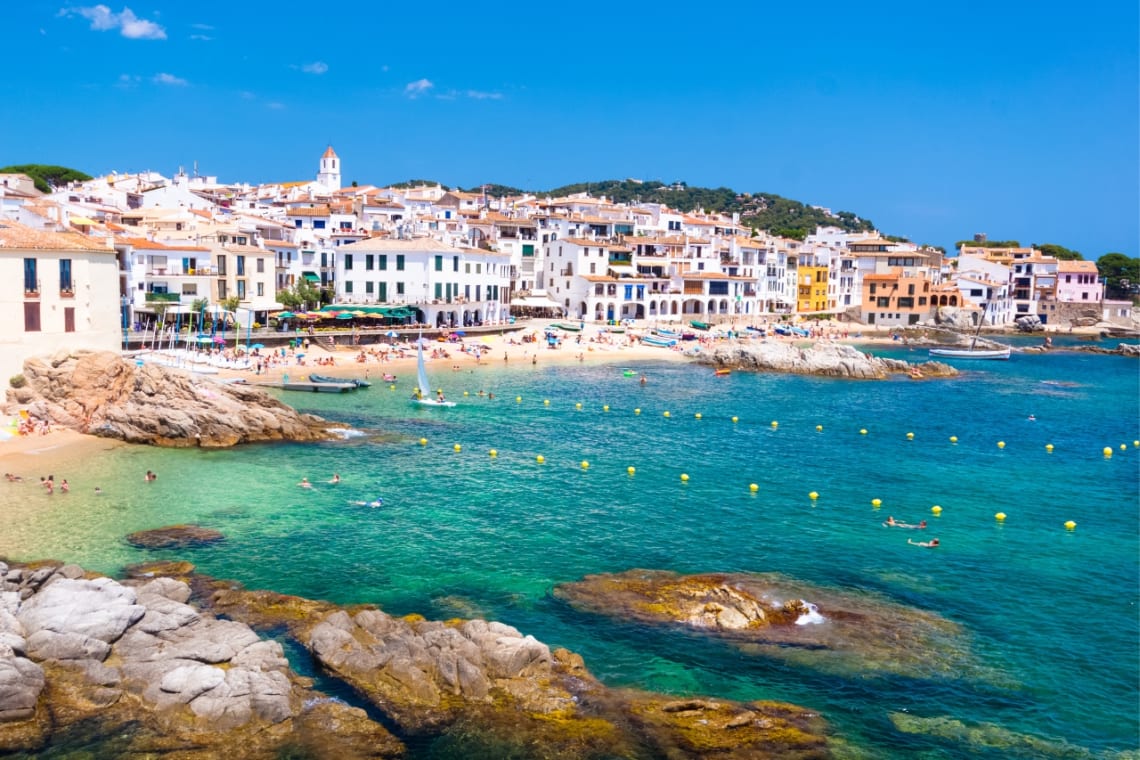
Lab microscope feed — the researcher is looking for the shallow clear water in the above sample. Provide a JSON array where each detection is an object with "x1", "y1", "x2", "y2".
[{"x1": 3, "y1": 345, "x2": 1138, "y2": 757}]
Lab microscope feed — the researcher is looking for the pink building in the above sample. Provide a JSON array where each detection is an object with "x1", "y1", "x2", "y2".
[{"x1": 1054, "y1": 260, "x2": 1103, "y2": 303}]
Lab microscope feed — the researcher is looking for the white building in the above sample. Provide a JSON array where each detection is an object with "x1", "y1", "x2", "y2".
[
  {"x1": 335, "y1": 237, "x2": 510, "y2": 327},
  {"x1": 0, "y1": 221, "x2": 121, "y2": 381}
]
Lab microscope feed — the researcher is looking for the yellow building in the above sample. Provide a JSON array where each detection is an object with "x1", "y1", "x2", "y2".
[{"x1": 797, "y1": 264, "x2": 830, "y2": 313}]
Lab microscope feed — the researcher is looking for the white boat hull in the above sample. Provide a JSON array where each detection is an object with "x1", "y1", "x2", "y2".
[
  {"x1": 928, "y1": 347, "x2": 1011, "y2": 360},
  {"x1": 413, "y1": 399, "x2": 456, "y2": 408}
]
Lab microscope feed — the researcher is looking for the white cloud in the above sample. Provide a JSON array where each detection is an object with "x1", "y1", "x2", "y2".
[
  {"x1": 301, "y1": 61, "x2": 329, "y2": 75},
  {"x1": 266, "y1": 102, "x2": 285, "y2": 110},
  {"x1": 63, "y1": 5, "x2": 167, "y2": 40},
  {"x1": 404, "y1": 78, "x2": 433, "y2": 98},
  {"x1": 466, "y1": 90, "x2": 503, "y2": 100},
  {"x1": 152, "y1": 72, "x2": 188, "y2": 86},
  {"x1": 116, "y1": 73, "x2": 140, "y2": 88},
  {"x1": 190, "y1": 34, "x2": 212, "y2": 41}
]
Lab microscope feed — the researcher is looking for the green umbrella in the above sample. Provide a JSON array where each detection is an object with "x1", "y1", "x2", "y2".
[{"x1": 275, "y1": 311, "x2": 296, "y2": 319}]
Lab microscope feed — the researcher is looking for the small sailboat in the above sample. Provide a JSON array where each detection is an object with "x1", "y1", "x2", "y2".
[
  {"x1": 929, "y1": 301, "x2": 1011, "y2": 360},
  {"x1": 412, "y1": 337, "x2": 456, "y2": 407}
]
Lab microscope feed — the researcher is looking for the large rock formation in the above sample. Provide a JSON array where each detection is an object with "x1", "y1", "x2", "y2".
[
  {"x1": 0, "y1": 559, "x2": 403, "y2": 758},
  {"x1": 555, "y1": 570, "x2": 980, "y2": 681},
  {"x1": 5, "y1": 351, "x2": 343, "y2": 447},
  {"x1": 697, "y1": 340, "x2": 958, "y2": 379}
]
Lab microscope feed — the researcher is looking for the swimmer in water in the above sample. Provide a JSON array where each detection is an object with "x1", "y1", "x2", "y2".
[
  {"x1": 329, "y1": 473, "x2": 341, "y2": 484},
  {"x1": 908, "y1": 538, "x2": 939, "y2": 548},
  {"x1": 298, "y1": 477, "x2": 312, "y2": 488}
]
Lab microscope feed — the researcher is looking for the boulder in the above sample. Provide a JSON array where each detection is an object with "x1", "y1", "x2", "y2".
[
  {"x1": 1016, "y1": 315, "x2": 1044, "y2": 332},
  {"x1": 5, "y1": 351, "x2": 345, "y2": 448},
  {"x1": 697, "y1": 340, "x2": 957, "y2": 379}
]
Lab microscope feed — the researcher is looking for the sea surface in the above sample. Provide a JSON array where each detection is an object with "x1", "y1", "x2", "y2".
[{"x1": 3, "y1": 338, "x2": 1138, "y2": 758}]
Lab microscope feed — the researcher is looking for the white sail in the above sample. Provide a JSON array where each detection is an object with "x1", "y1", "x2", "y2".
[{"x1": 416, "y1": 338, "x2": 432, "y2": 399}]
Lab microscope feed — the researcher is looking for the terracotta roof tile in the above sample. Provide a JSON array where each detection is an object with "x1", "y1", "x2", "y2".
[{"x1": 0, "y1": 220, "x2": 110, "y2": 252}]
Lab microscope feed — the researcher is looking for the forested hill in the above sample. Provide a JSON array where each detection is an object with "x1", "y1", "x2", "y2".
[
  {"x1": 459, "y1": 179, "x2": 875, "y2": 241},
  {"x1": 0, "y1": 164, "x2": 92, "y2": 194}
]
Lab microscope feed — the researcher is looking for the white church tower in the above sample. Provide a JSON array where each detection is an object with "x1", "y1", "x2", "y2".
[{"x1": 316, "y1": 145, "x2": 341, "y2": 191}]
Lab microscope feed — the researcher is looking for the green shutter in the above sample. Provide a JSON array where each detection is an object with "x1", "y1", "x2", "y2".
[
  {"x1": 435, "y1": 283, "x2": 442, "y2": 299},
  {"x1": 522, "y1": 245, "x2": 535, "y2": 256},
  {"x1": 379, "y1": 282, "x2": 387, "y2": 302},
  {"x1": 434, "y1": 255, "x2": 442, "y2": 271}
]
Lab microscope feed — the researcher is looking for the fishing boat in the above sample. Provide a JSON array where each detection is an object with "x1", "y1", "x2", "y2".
[
  {"x1": 309, "y1": 373, "x2": 372, "y2": 388},
  {"x1": 928, "y1": 302, "x2": 1011, "y2": 360},
  {"x1": 412, "y1": 337, "x2": 456, "y2": 407},
  {"x1": 550, "y1": 322, "x2": 582, "y2": 332},
  {"x1": 654, "y1": 328, "x2": 681, "y2": 339},
  {"x1": 642, "y1": 335, "x2": 678, "y2": 347},
  {"x1": 690, "y1": 320, "x2": 711, "y2": 331}
]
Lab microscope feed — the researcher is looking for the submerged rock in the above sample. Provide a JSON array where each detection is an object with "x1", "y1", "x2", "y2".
[
  {"x1": 888, "y1": 712, "x2": 1133, "y2": 759},
  {"x1": 697, "y1": 340, "x2": 957, "y2": 379},
  {"x1": 5, "y1": 351, "x2": 344, "y2": 448},
  {"x1": 555, "y1": 569, "x2": 976, "y2": 680},
  {"x1": 126, "y1": 524, "x2": 226, "y2": 550}
]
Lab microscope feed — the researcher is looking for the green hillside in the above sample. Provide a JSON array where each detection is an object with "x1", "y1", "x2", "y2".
[{"x1": 453, "y1": 178, "x2": 875, "y2": 240}]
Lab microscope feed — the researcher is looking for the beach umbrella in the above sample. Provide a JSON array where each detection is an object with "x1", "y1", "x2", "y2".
[
  {"x1": 351, "y1": 311, "x2": 367, "y2": 317},
  {"x1": 250, "y1": 343, "x2": 264, "y2": 350},
  {"x1": 336, "y1": 312, "x2": 354, "y2": 320},
  {"x1": 385, "y1": 330, "x2": 398, "y2": 337},
  {"x1": 454, "y1": 330, "x2": 466, "y2": 336},
  {"x1": 275, "y1": 311, "x2": 295, "y2": 319}
]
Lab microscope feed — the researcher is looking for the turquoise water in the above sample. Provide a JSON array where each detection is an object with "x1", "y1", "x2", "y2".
[{"x1": 3, "y1": 345, "x2": 1138, "y2": 757}]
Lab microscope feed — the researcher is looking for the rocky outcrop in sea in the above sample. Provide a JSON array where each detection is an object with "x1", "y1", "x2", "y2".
[
  {"x1": 554, "y1": 570, "x2": 985, "y2": 681},
  {"x1": 4, "y1": 351, "x2": 343, "y2": 448},
  {"x1": 696, "y1": 340, "x2": 958, "y2": 379},
  {"x1": 0, "y1": 559, "x2": 834, "y2": 759}
]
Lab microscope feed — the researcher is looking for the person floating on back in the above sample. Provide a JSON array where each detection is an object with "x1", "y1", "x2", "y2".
[{"x1": 908, "y1": 538, "x2": 939, "y2": 548}]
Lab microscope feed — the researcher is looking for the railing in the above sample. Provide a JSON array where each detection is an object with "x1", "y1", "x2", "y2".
[
  {"x1": 24, "y1": 280, "x2": 40, "y2": 297},
  {"x1": 145, "y1": 292, "x2": 181, "y2": 303}
]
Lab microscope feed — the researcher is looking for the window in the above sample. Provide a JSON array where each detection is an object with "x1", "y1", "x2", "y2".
[
  {"x1": 366, "y1": 255, "x2": 374, "y2": 271},
  {"x1": 257, "y1": 282, "x2": 264, "y2": 297},
  {"x1": 365, "y1": 281, "x2": 374, "y2": 294},
  {"x1": 378, "y1": 282, "x2": 387, "y2": 301},
  {"x1": 64, "y1": 307, "x2": 75, "y2": 333},
  {"x1": 345, "y1": 254, "x2": 354, "y2": 270},
  {"x1": 435, "y1": 283, "x2": 442, "y2": 299},
  {"x1": 295, "y1": 219, "x2": 302, "y2": 228},
  {"x1": 23, "y1": 302, "x2": 40, "y2": 331},
  {"x1": 256, "y1": 258, "x2": 265, "y2": 273},
  {"x1": 23, "y1": 258, "x2": 37, "y2": 293},
  {"x1": 869, "y1": 283, "x2": 876, "y2": 295},
  {"x1": 218, "y1": 281, "x2": 228, "y2": 299},
  {"x1": 237, "y1": 256, "x2": 245, "y2": 276},
  {"x1": 396, "y1": 255, "x2": 405, "y2": 271},
  {"x1": 476, "y1": 263, "x2": 481, "y2": 274},
  {"x1": 907, "y1": 284, "x2": 915, "y2": 295},
  {"x1": 216, "y1": 256, "x2": 227, "y2": 276},
  {"x1": 435, "y1": 255, "x2": 443, "y2": 271},
  {"x1": 346, "y1": 281, "x2": 354, "y2": 294},
  {"x1": 314, "y1": 220, "x2": 326, "y2": 229},
  {"x1": 877, "y1": 297, "x2": 891, "y2": 307},
  {"x1": 59, "y1": 259, "x2": 73, "y2": 292},
  {"x1": 397, "y1": 282, "x2": 405, "y2": 295},
  {"x1": 237, "y1": 280, "x2": 246, "y2": 299},
  {"x1": 378, "y1": 255, "x2": 387, "y2": 270},
  {"x1": 453, "y1": 256, "x2": 459, "y2": 272},
  {"x1": 321, "y1": 253, "x2": 328, "y2": 268}
]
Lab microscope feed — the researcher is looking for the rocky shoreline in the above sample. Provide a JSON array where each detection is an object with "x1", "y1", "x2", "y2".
[
  {"x1": 4, "y1": 351, "x2": 344, "y2": 448},
  {"x1": 0, "y1": 557, "x2": 834, "y2": 759},
  {"x1": 696, "y1": 340, "x2": 958, "y2": 379}
]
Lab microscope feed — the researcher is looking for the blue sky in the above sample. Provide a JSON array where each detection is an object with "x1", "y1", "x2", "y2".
[{"x1": 2, "y1": 1, "x2": 1137, "y2": 256}]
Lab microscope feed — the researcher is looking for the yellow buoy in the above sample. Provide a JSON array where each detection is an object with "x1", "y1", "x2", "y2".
[
  {"x1": 749, "y1": 483, "x2": 759, "y2": 493},
  {"x1": 543, "y1": 399, "x2": 550, "y2": 406},
  {"x1": 516, "y1": 396, "x2": 522, "y2": 403},
  {"x1": 419, "y1": 438, "x2": 428, "y2": 446},
  {"x1": 581, "y1": 460, "x2": 589, "y2": 470},
  {"x1": 771, "y1": 420, "x2": 779, "y2": 428},
  {"x1": 453, "y1": 444, "x2": 462, "y2": 452},
  {"x1": 664, "y1": 411, "x2": 671, "y2": 418},
  {"x1": 859, "y1": 428, "x2": 868, "y2": 435},
  {"x1": 995, "y1": 512, "x2": 1006, "y2": 521},
  {"x1": 871, "y1": 498, "x2": 882, "y2": 507},
  {"x1": 603, "y1": 405, "x2": 610, "y2": 412},
  {"x1": 1103, "y1": 447, "x2": 1113, "y2": 458},
  {"x1": 536, "y1": 455, "x2": 545, "y2": 464},
  {"x1": 809, "y1": 491, "x2": 819, "y2": 500},
  {"x1": 950, "y1": 436, "x2": 958, "y2": 444},
  {"x1": 489, "y1": 449, "x2": 497, "y2": 458},
  {"x1": 931, "y1": 505, "x2": 942, "y2": 515},
  {"x1": 390, "y1": 384, "x2": 396, "y2": 390},
  {"x1": 906, "y1": 432, "x2": 915, "y2": 440},
  {"x1": 627, "y1": 466, "x2": 636, "y2": 476},
  {"x1": 1046, "y1": 443, "x2": 1054, "y2": 453},
  {"x1": 997, "y1": 441, "x2": 1005, "y2": 449},
  {"x1": 680, "y1": 473, "x2": 689, "y2": 482},
  {"x1": 694, "y1": 413, "x2": 702, "y2": 420},
  {"x1": 575, "y1": 402, "x2": 582, "y2": 410},
  {"x1": 634, "y1": 408, "x2": 641, "y2": 415},
  {"x1": 731, "y1": 416, "x2": 738, "y2": 423},
  {"x1": 1064, "y1": 520, "x2": 1077, "y2": 531},
  {"x1": 816, "y1": 425, "x2": 823, "y2": 432},
  {"x1": 1121, "y1": 444, "x2": 1128, "y2": 451},
  {"x1": 1134, "y1": 440, "x2": 1139, "y2": 448}
]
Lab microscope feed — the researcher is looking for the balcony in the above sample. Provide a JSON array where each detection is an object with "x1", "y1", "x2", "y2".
[
  {"x1": 145, "y1": 292, "x2": 181, "y2": 303},
  {"x1": 24, "y1": 280, "x2": 40, "y2": 298},
  {"x1": 60, "y1": 288, "x2": 75, "y2": 299}
]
